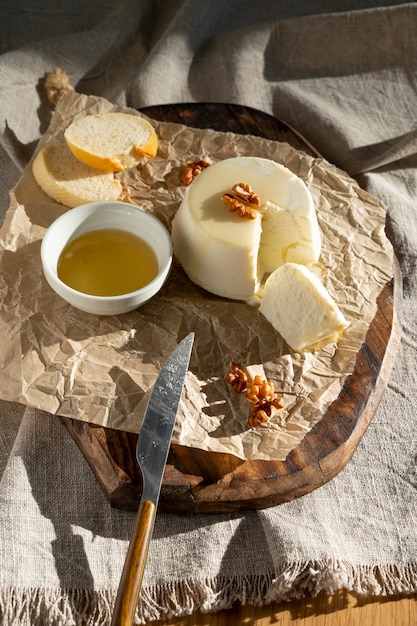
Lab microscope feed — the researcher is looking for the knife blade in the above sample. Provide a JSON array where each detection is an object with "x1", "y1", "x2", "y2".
[{"x1": 111, "y1": 332, "x2": 194, "y2": 626}]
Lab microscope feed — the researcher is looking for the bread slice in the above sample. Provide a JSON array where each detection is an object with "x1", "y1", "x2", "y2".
[
  {"x1": 32, "y1": 142, "x2": 122, "y2": 208},
  {"x1": 64, "y1": 112, "x2": 158, "y2": 172}
]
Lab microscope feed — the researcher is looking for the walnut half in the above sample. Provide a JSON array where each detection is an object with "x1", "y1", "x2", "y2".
[
  {"x1": 227, "y1": 362, "x2": 248, "y2": 393},
  {"x1": 248, "y1": 396, "x2": 285, "y2": 428},
  {"x1": 221, "y1": 182, "x2": 261, "y2": 220},
  {"x1": 232, "y1": 182, "x2": 261, "y2": 207},
  {"x1": 227, "y1": 365, "x2": 284, "y2": 428},
  {"x1": 221, "y1": 193, "x2": 257, "y2": 220},
  {"x1": 182, "y1": 160, "x2": 211, "y2": 185}
]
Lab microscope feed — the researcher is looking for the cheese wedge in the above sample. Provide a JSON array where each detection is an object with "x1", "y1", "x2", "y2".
[
  {"x1": 32, "y1": 142, "x2": 122, "y2": 208},
  {"x1": 64, "y1": 112, "x2": 158, "y2": 172},
  {"x1": 259, "y1": 263, "x2": 349, "y2": 352},
  {"x1": 172, "y1": 156, "x2": 321, "y2": 300}
]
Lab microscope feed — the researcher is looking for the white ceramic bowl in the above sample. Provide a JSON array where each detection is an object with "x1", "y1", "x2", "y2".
[{"x1": 41, "y1": 201, "x2": 173, "y2": 315}]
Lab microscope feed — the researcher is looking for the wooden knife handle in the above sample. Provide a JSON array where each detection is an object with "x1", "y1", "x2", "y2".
[{"x1": 111, "y1": 499, "x2": 156, "y2": 626}]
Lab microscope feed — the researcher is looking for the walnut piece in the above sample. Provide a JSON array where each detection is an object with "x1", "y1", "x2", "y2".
[
  {"x1": 246, "y1": 375, "x2": 284, "y2": 427},
  {"x1": 182, "y1": 160, "x2": 211, "y2": 185},
  {"x1": 248, "y1": 396, "x2": 285, "y2": 428},
  {"x1": 248, "y1": 406, "x2": 271, "y2": 428},
  {"x1": 227, "y1": 366, "x2": 284, "y2": 428},
  {"x1": 221, "y1": 181, "x2": 261, "y2": 220},
  {"x1": 227, "y1": 362, "x2": 248, "y2": 393},
  {"x1": 232, "y1": 182, "x2": 261, "y2": 207},
  {"x1": 221, "y1": 193, "x2": 257, "y2": 220},
  {"x1": 245, "y1": 375, "x2": 276, "y2": 404}
]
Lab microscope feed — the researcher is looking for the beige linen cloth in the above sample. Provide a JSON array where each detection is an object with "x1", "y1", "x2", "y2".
[{"x1": 0, "y1": 2, "x2": 416, "y2": 624}]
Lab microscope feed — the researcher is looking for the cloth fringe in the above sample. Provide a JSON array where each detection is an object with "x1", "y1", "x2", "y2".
[{"x1": 1, "y1": 561, "x2": 416, "y2": 625}]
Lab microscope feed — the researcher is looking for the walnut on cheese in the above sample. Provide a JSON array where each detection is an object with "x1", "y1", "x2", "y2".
[{"x1": 221, "y1": 182, "x2": 261, "y2": 220}]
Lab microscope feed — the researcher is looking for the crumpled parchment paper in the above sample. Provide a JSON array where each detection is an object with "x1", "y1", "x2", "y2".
[{"x1": 0, "y1": 91, "x2": 394, "y2": 461}]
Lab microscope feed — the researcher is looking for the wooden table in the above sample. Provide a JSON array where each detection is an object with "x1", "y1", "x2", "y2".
[{"x1": 152, "y1": 591, "x2": 416, "y2": 625}]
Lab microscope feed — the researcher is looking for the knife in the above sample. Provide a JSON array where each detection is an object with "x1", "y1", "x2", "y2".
[{"x1": 111, "y1": 332, "x2": 194, "y2": 626}]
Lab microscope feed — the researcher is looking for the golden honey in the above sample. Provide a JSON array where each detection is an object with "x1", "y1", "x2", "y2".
[{"x1": 57, "y1": 228, "x2": 159, "y2": 296}]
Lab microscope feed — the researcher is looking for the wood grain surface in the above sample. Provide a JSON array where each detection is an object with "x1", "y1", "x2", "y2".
[
  {"x1": 81, "y1": 590, "x2": 416, "y2": 625},
  {"x1": 150, "y1": 590, "x2": 417, "y2": 626},
  {"x1": 60, "y1": 103, "x2": 402, "y2": 514}
]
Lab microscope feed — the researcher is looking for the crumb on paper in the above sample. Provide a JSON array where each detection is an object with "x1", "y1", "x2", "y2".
[{"x1": 44, "y1": 68, "x2": 74, "y2": 106}]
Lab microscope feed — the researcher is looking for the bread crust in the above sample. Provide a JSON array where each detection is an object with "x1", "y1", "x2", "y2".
[{"x1": 32, "y1": 143, "x2": 122, "y2": 208}]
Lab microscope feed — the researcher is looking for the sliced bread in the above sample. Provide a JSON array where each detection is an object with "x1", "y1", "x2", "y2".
[
  {"x1": 64, "y1": 112, "x2": 158, "y2": 172},
  {"x1": 32, "y1": 142, "x2": 122, "y2": 208}
]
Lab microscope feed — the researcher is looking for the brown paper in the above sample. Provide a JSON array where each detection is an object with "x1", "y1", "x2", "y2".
[{"x1": 0, "y1": 91, "x2": 394, "y2": 461}]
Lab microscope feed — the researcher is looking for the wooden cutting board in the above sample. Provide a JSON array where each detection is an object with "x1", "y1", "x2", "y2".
[{"x1": 60, "y1": 103, "x2": 402, "y2": 514}]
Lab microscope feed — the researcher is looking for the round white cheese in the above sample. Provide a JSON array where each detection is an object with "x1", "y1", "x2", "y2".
[{"x1": 172, "y1": 156, "x2": 320, "y2": 300}]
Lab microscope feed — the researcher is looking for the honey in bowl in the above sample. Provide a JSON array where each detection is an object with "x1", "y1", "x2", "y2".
[{"x1": 57, "y1": 228, "x2": 159, "y2": 296}]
